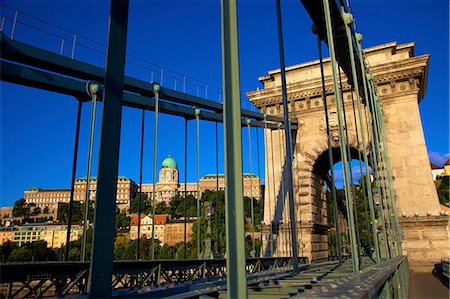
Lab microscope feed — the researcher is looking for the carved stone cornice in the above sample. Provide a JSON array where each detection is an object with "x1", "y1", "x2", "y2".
[{"x1": 247, "y1": 43, "x2": 430, "y2": 113}]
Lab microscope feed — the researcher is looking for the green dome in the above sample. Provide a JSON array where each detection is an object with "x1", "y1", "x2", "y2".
[{"x1": 161, "y1": 155, "x2": 178, "y2": 169}]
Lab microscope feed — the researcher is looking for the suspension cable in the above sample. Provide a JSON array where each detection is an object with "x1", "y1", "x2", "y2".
[
  {"x1": 81, "y1": 82, "x2": 100, "y2": 262},
  {"x1": 354, "y1": 32, "x2": 381, "y2": 261},
  {"x1": 150, "y1": 83, "x2": 160, "y2": 260},
  {"x1": 65, "y1": 99, "x2": 82, "y2": 261},
  {"x1": 374, "y1": 98, "x2": 401, "y2": 255},
  {"x1": 349, "y1": 89, "x2": 372, "y2": 253},
  {"x1": 340, "y1": 40, "x2": 372, "y2": 257},
  {"x1": 277, "y1": 123, "x2": 288, "y2": 257},
  {"x1": 264, "y1": 115, "x2": 274, "y2": 257},
  {"x1": 316, "y1": 34, "x2": 342, "y2": 263},
  {"x1": 136, "y1": 108, "x2": 145, "y2": 260},
  {"x1": 247, "y1": 119, "x2": 256, "y2": 257},
  {"x1": 256, "y1": 124, "x2": 263, "y2": 256},
  {"x1": 366, "y1": 75, "x2": 392, "y2": 258},
  {"x1": 275, "y1": 0, "x2": 299, "y2": 269},
  {"x1": 195, "y1": 107, "x2": 201, "y2": 259},
  {"x1": 215, "y1": 121, "x2": 220, "y2": 256},
  {"x1": 365, "y1": 91, "x2": 390, "y2": 259},
  {"x1": 269, "y1": 127, "x2": 277, "y2": 256},
  {"x1": 338, "y1": 64, "x2": 362, "y2": 266},
  {"x1": 184, "y1": 118, "x2": 188, "y2": 259},
  {"x1": 322, "y1": 0, "x2": 359, "y2": 272},
  {"x1": 371, "y1": 89, "x2": 399, "y2": 256}
]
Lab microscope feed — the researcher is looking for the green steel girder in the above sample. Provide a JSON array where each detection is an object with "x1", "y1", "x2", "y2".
[
  {"x1": 0, "y1": 32, "x2": 292, "y2": 125},
  {"x1": 0, "y1": 60, "x2": 288, "y2": 130},
  {"x1": 300, "y1": 0, "x2": 366, "y2": 103}
]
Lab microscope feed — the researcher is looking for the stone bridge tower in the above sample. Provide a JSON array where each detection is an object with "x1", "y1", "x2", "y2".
[{"x1": 247, "y1": 42, "x2": 449, "y2": 267}]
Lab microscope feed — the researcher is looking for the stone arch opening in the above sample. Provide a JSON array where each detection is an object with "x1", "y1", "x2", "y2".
[{"x1": 293, "y1": 132, "x2": 374, "y2": 261}]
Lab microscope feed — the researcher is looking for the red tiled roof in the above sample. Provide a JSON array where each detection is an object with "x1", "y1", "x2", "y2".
[
  {"x1": 153, "y1": 215, "x2": 168, "y2": 224},
  {"x1": 445, "y1": 159, "x2": 450, "y2": 166},
  {"x1": 130, "y1": 215, "x2": 145, "y2": 226},
  {"x1": 130, "y1": 214, "x2": 169, "y2": 226},
  {"x1": 431, "y1": 163, "x2": 442, "y2": 169}
]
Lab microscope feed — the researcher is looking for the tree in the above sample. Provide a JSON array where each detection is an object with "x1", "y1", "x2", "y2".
[
  {"x1": 57, "y1": 201, "x2": 90, "y2": 223},
  {"x1": 115, "y1": 212, "x2": 131, "y2": 230},
  {"x1": 43, "y1": 206, "x2": 50, "y2": 214},
  {"x1": 436, "y1": 176, "x2": 450, "y2": 206},
  {"x1": 12, "y1": 199, "x2": 30, "y2": 218},
  {"x1": 68, "y1": 247, "x2": 81, "y2": 261},
  {"x1": 9, "y1": 246, "x2": 33, "y2": 262},
  {"x1": 129, "y1": 193, "x2": 149, "y2": 214},
  {"x1": 30, "y1": 207, "x2": 41, "y2": 217},
  {"x1": 0, "y1": 241, "x2": 19, "y2": 262},
  {"x1": 155, "y1": 201, "x2": 169, "y2": 215},
  {"x1": 245, "y1": 235, "x2": 262, "y2": 257}
]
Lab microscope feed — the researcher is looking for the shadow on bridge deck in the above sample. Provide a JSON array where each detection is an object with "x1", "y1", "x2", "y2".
[{"x1": 409, "y1": 272, "x2": 448, "y2": 299}]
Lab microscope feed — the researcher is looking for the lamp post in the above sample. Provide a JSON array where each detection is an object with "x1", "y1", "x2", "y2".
[
  {"x1": 201, "y1": 200, "x2": 219, "y2": 259},
  {"x1": 200, "y1": 200, "x2": 214, "y2": 259}
]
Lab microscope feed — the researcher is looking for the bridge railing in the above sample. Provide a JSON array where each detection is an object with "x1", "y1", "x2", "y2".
[{"x1": 0, "y1": 257, "x2": 299, "y2": 298}]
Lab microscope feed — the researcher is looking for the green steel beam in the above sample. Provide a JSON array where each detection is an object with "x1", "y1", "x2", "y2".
[
  {"x1": 355, "y1": 33, "x2": 382, "y2": 262},
  {"x1": 64, "y1": 100, "x2": 82, "y2": 261},
  {"x1": 373, "y1": 96, "x2": 402, "y2": 256},
  {"x1": 150, "y1": 84, "x2": 160, "y2": 260},
  {"x1": 368, "y1": 81, "x2": 396, "y2": 257},
  {"x1": 0, "y1": 32, "x2": 291, "y2": 125},
  {"x1": 342, "y1": 15, "x2": 380, "y2": 262},
  {"x1": 221, "y1": 0, "x2": 248, "y2": 298},
  {"x1": 0, "y1": 60, "x2": 290, "y2": 130},
  {"x1": 88, "y1": 0, "x2": 129, "y2": 297},
  {"x1": 366, "y1": 76, "x2": 392, "y2": 259},
  {"x1": 275, "y1": 0, "x2": 299, "y2": 270},
  {"x1": 322, "y1": 0, "x2": 359, "y2": 273}
]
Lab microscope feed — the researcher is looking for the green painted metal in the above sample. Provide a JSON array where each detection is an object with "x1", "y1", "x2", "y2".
[
  {"x1": 151, "y1": 84, "x2": 160, "y2": 260},
  {"x1": 196, "y1": 107, "x2": 201, "y2": 259},
  {"x1": 184, "y1": 118, "x2": 188, "y2": 259},
  {"x1": 81, "y1": 84, "x2": 98, "y2": 262},
  {"x1": 264, "y1": 115, "x2": 274, "y2": 257},
  {"x1": 322, "y1": 0, "x2": 359, "y2": 273},
  {"x1": 88, "y1": 0, "x2": 129, "y2": 296},
  {"x1": 355, "y1": 32, "x2": 381, "y2": 262},
  {"x1": 215, "y1": 121, "x2": 221, "y2": 256},
  {"x1": 338, "y1": 64, "x2": 362, "y2": 266},
  {"x1": 275, "y1": 0, "x2": 299, "y2": 271},
  {"x1": 270, "y1": 128, "x2": 278, "y2": 257},
  {"x1": 0, "y1": 44, "x2": 291, "y2": 130},
  {"x1": 277, "y1": 124, "x2": 288, "y2": 257},
  {"x1": 373, "y1": 96, "x2": 402, "y2": 256},
  {"x1": 247, "y1": 119, "x2": 256, "y2": 257},
  {"x1": 367, "y1": 79, "x2": 396, "y2": 257},
  {"x1": 366, "y1": 76, "x2": 393, "y2": 258},
  {"x1": 342, "y1": 13, "x2": 380, "y2": 261},
  {"x1": 64, "y1": 100, "x2": 82, "y2": 261},
  {"x1": 221, "y1": 0, "x2": 248, "y2": 297},
  {"x1": 136, "y1": 108, "x2": 145, "y2": 260},
  {"x1": 1, "y1": 33, "x2": 296, "y2": 127},
  {"x1": 316, "y1": 36, "x2": 342, "y2": 263}
]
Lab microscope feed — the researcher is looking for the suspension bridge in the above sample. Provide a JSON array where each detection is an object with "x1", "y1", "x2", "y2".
[{"x1": 0, "y1": 0, "x2": 448, "y2": 298}]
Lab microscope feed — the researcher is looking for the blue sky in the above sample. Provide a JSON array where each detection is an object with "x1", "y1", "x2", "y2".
[{"x1": 1, "y1": 0, "x2": 449, "y2": 206}]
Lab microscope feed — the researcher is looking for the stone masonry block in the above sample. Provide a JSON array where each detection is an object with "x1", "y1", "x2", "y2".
[{"x1": 422, "y1": 229, "x2": 449, "y2": 240}]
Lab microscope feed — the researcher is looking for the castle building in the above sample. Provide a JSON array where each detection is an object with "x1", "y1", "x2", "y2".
[
  {"x1": 141, "y1": 155, "x2": 262, "y2": 203},
  {"x1": 23, "y1": 177, "x2": 138, "y2": 217},
  {"x1": 20, "y1": 155, "x2": 261, "y2": 219}
]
